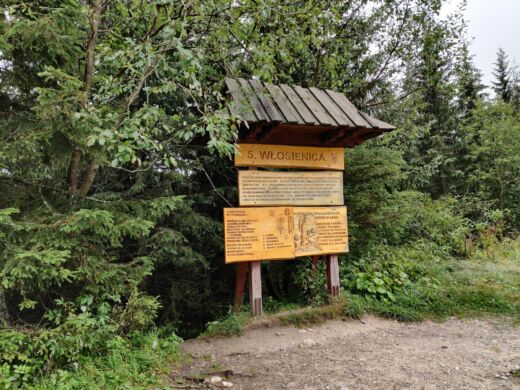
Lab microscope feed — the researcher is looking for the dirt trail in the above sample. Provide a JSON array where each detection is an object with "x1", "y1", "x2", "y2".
[{"x1": 179, "y1": 315, "x2": 520, "y2": 389}]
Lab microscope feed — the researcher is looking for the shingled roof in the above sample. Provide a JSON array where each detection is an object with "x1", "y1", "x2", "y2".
[{"x1": 223, "y1": 78, "x2": 394, "y2": 147}]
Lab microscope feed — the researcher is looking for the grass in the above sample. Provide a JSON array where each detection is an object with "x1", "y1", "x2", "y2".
[
  {"x1": 277, "y1": 303, "x2": 345, "y2": 326},
  {"x1": 393, "y1": 239, "x2": 520, "y2": 320},
  {"x1": 348, "y1": 238, "x2": 520, "y2": 323},
  {"x1": 211, "y1": 238, "x2": 520, "y2": 330},
  {"x1": 199, "y1": 312, "x2": 248, "y2": 338},
  {"x1": 31, "y1": 330, "x2": 183, "y2": 390}
]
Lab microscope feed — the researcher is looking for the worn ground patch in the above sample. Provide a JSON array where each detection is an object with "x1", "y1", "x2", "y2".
[{"x1": 176, "y1": 315, "x2": 520, "y2": 389}]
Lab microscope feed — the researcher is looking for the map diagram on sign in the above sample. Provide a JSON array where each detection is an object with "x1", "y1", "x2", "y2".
[{"x1": 293, "y1": 212, "x2": 322, "y2": 253}]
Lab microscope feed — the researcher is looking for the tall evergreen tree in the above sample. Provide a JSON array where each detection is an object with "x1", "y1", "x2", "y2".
[
  {"x1": 411, "y1": 18, "x2": 459, "y2": 196},
  {"x1": 492, "y1": 48, "x2": 513, "y2": 102},
  {"x1": 455, "y1": 44, "x2": 484, "y2": 118},
  {"x1": 511, "y1": 68, "x2": 520, "y2": 111}
]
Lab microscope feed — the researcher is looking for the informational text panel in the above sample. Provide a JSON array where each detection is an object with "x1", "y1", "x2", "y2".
[{"x1": 238, "y1": 170, "x2": 344, "y2": 206}]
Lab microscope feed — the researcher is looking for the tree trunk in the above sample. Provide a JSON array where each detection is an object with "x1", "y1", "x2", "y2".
[
  {"x1": 78, "y1": 160, "x2": 99, "y2": 196},
  {"x1": 67, "y1": 0, "x2": 103, "y2": 195},
  {"x1": 0, "y1": 288, "x2": 10, "y2": 327}
]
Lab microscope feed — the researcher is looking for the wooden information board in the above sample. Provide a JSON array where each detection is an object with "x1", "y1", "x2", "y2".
[
  {"x1": 235, "y1": 144, "x2": 344, "y2": 170},
  {"x1": 238, "y1": 170, "x2": 343, "y2": 206},
  {"x1": 224, "y1": 206, "x2": 348, "y2": 263}
]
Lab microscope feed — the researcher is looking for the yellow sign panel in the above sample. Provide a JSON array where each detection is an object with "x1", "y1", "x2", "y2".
[
  {"x1": 238, "y1": 170, "x2": 344, "y2": 206},
  {"x1": 224, "y1": 206, "x2": 348, "y2": 263},
  {"x1": 224, "y1": 207, "x2": 294, "y2": 263},
  {"x1": 293, "y1": 207, "x2": 349, "y2": 257},
  {"x1": 235, "y1": 144, "x2": 345, "y2": 170}
]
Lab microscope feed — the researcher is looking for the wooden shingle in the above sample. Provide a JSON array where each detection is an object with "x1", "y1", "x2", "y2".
[{"x1": 224, "y1": 78, "x2": 395, "y2": 147}]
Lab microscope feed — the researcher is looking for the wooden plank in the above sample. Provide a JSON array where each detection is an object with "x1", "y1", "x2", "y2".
[
  {"x1": 279, "y1": 84, "x2": 318, "y2": 124},
  {"x1": 325, "y1": 89, "x2": 371, "y2": 128},
  {"x1": 238, "y1": 170, "x2": 344, "y2": 206},
  {"x1": 293, "y1": 86, "x2": 337, "y2": 126},
  {"x1": 264, "y1": 83, "x2": 303, "y2": 124},
  {"x1": 326, "y1": 254, "x2": 340, "y2": 300},
  {"x1": 235, "y1": 144, "x2": 345, "y2": 170},
  {"x1": 225, "y1": 79, "x2": 258, "y2": 122},
  {"x1": 248, "y1": 80, "x2": 285, "y2": 122},
  {"x1": 309, "y1": 87, "x2": 354, "y2": 127},
  {"x1": 237, "y1": 78, "x2": 270, "y2": 121},
  {"x1": 358, "y1": 111, "x2": 379, "y2": 128},
  {"x1": 234, "y1": 262, "x2": 249, "y2": 312},
  {"x1": 249, "y1": 261, "x2": 263, "y2": 316},
  {"x1": 224, "y1": 206, "x2": 349, "y2": 263},
  {"x1": 358, "y1": 111, "x2": 395, "y2": 130}
]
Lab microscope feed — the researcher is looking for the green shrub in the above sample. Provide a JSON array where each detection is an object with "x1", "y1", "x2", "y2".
[
  {"x1": 263, "y1": 297, "x2": 300, "y2": 314},
  {"x1": 343, "y1": 294, "x2": 368, "y2": 319},
  {"x1": 1, "y1": 323, "x2": 181, "y2": 389},
  {"x1": 201, "y1": 312, "x2": 244, "y2": 338},
  {"x1": 292, "y1": 259, "x2": 329, "y2": 307}
]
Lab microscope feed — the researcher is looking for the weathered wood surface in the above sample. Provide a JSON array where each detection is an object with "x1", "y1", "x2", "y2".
[
  {"x1": 234, "y1": 263, "x2": 249, "y2": 312},
  {"x1": 224, "y1": 79, "x2": 257, "y2": 122},
  {"x1": 249, "y1": 79, "x2": 285, "y2": 122},
  {"x1": 224, "y1": 78, "x2": 395, "y2": 130},
  {"x1": 325, "y1": 89, "x2": 370, "y2": 128},
  {"x1": 222, "y1": 78, "x2": 395, "y2": 147},
  {"x1": 326, "y1": 254, "x2": 340, "y2": 300},
  {"x1": 238, "y1": 170, "x2": 344, "y2": 206},
  {"x1": 237, "y1": 78, "x2": 269, "y2": 121},
  {"x1": 224, "y1": 206, "x2": 348, "y2": 263},
  {"x1": 235, "y1": 144, "x2": 345, "y2": 170},
  {"x1": 279, "y1": 84, "x2": 318, "y2": 125},
  {"x1": 249, "y1": 261, "x2": 263, "y2": 316},
  {"x1": 237, "y1": 123, "x2": 381, "y2": 147},
  {"x1": 310, "y1": 87, "x2": 353, "y2": 127},
  {"x1": 264, "y1": 83, "x2": 301, "y2": 124},
  {"x1": 293, "y1": 85, "x2": 335, "y2": 126}
]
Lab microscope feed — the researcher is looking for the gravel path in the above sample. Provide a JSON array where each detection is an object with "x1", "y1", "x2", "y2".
[{"x1": 180, "y1": 315, "x2": 520, "y2": 389}]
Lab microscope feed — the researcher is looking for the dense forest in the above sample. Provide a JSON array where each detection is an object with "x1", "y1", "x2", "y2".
[{"x1": 1, "y1": 1, "x2": 519, "y2": 388}]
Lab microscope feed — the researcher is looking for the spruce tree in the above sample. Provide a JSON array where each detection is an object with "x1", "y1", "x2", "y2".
[
  {"x1": 511, "y1": 68, "x2": 520, "y2": 111},
  {"x1": 492, "y1": 48, "x2": 513, "y2": 102},
  {"x1": 414, "y1": 19, "x2": 459, "y2": 196},
  {"x1": 456, "y1": 44, "x2": 484, "y2": 118}
]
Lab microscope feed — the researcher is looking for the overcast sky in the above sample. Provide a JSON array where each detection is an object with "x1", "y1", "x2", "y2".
[{"x1": 441, "y1": 0, "x2": 520, "y2": 90}]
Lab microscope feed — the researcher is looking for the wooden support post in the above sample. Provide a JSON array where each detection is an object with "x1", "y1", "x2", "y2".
[
  {"x1": 234, "y1": 263, "x2": 249, "y2": 312},
  {"x1": 249, "y1": 261, "x2": 263, "y2": 316},
  {"x1": 326, "y1": 254, "x2": 340, "y2": 300}
]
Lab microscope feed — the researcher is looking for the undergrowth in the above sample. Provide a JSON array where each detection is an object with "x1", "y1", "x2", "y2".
[
  {"x1": 200, "y1": 312, "x2": 247, "y2": 338},
  {"x1": 1, "y1": 329, "x2": 182, "y2": 390},
  {"x1": 4, "y1": 239, "x2": 517, "y2": 388},
  {"x1": 230, "y1": 238, "x2": 520, "y2": 329}
]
